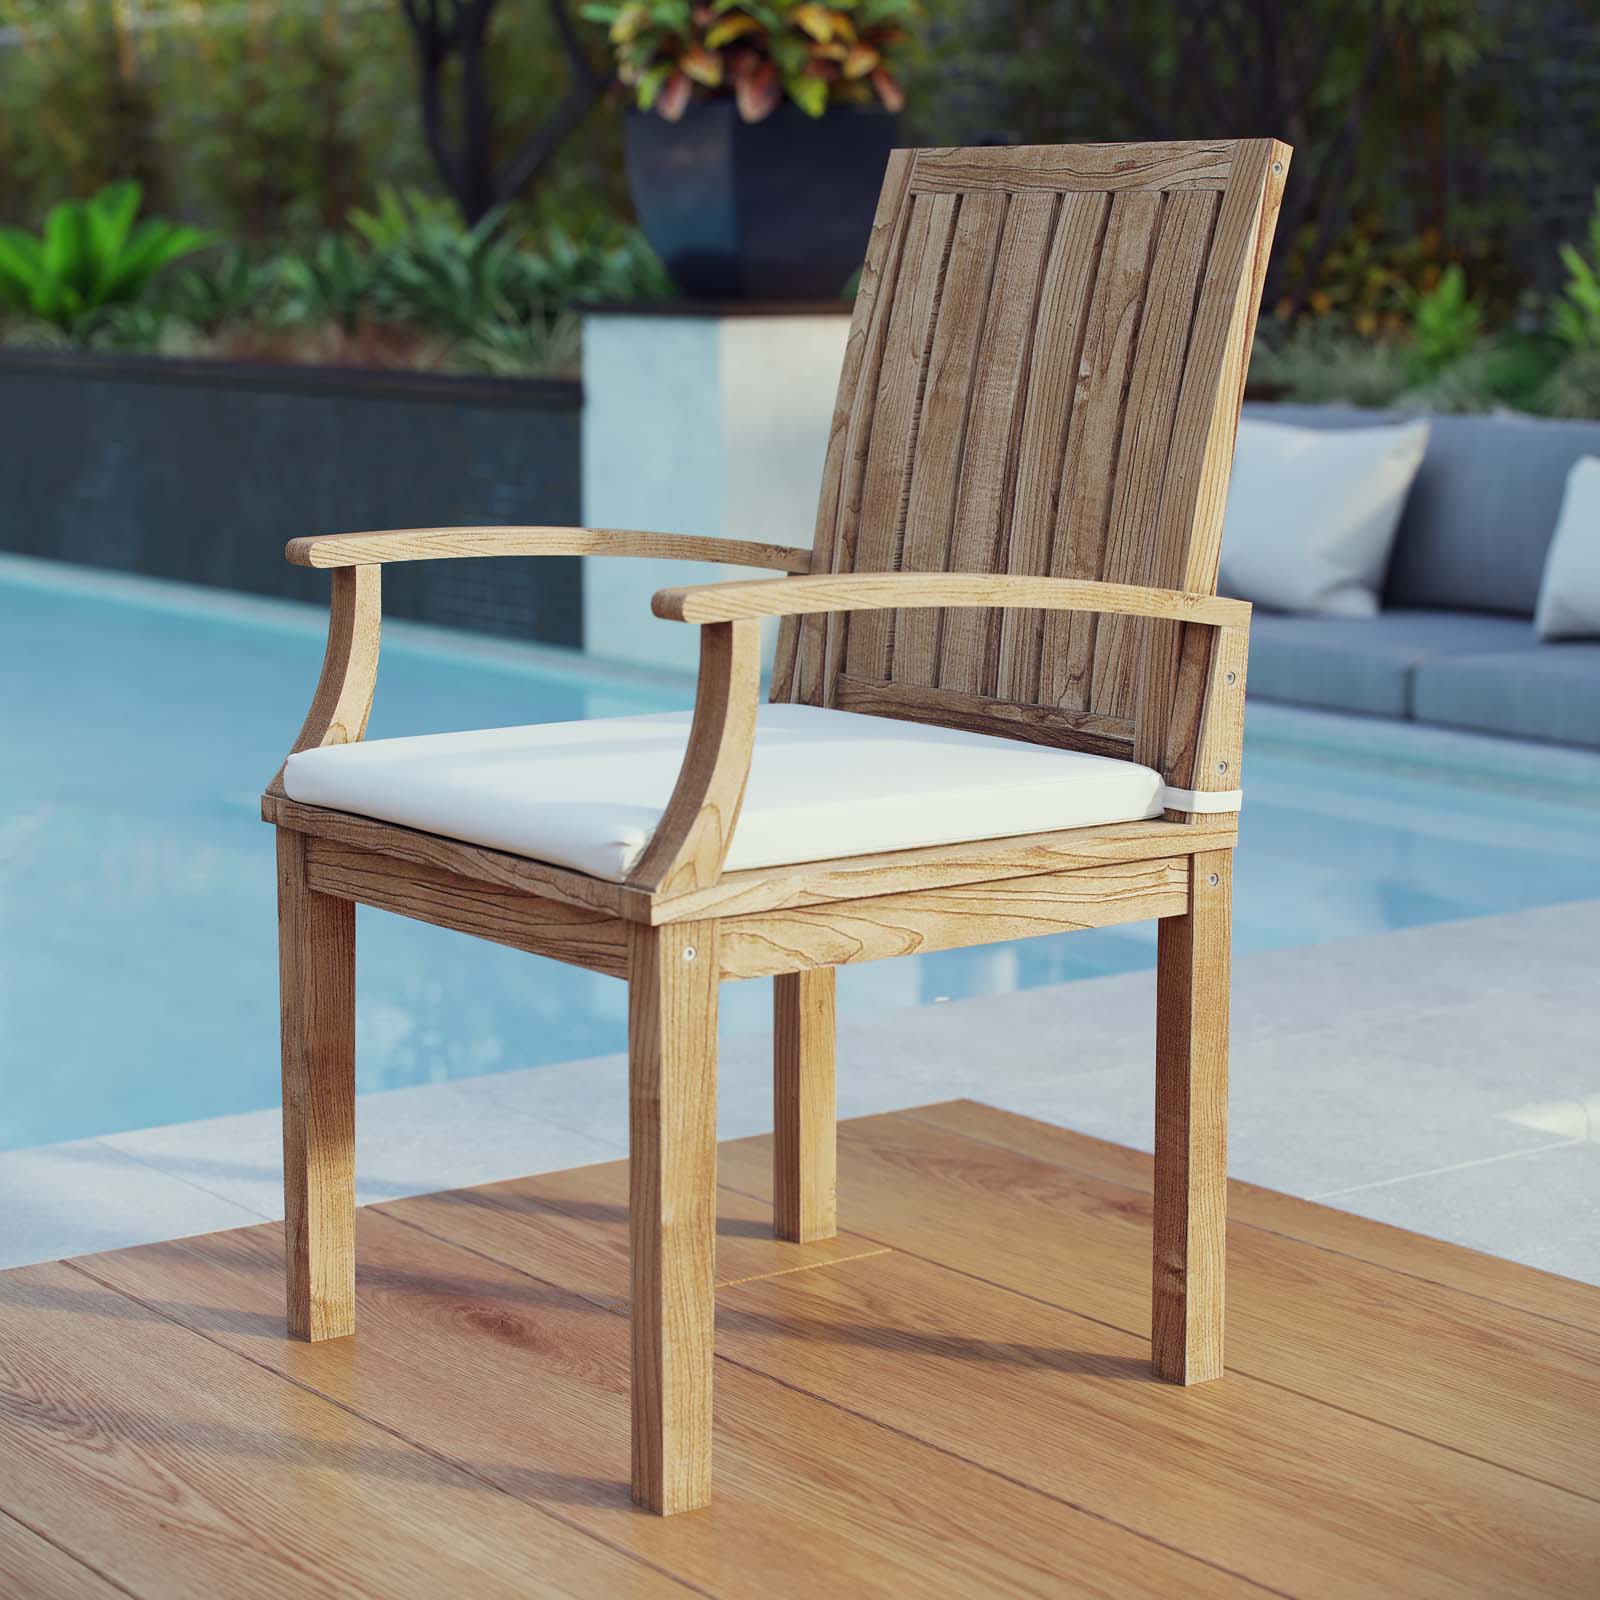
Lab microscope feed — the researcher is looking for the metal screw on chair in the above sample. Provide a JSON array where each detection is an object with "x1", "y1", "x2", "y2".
[
  {"x1": 1208, "y1": 873, "x2": 1220, "y2": 887},
  {"x1": 1217, "y1": 760, "x2": 1229, "y2": 774},
  {"x1": 682, "y1": 945, "x2": 697, "y2": 962},
  {"x1": 1225, "y1": 671, "x2": 1237, "y2": 686}
]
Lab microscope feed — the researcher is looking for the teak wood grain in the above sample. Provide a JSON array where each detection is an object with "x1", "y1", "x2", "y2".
[
  {"x1": 773, "y1": 969, "x2": 838, "y2": 1244},
  {"x1": 288, "y1": 524, "x2": 814, "y2": 571},
  {"x1": 265, "y1": 139, "x2": 1289, "y2": 1512},
  {"x1": 627, "y1": 921, "x2": 719, "y2": 1514},
  {"x1": 1152, "y1": 849, "x2": 1231, "y2": 1381},
  {"x1": 277, "y1": 828, "x2": 356, "y2": 1342},
  {"x1": 56, "y1": 1184, "x2": 1244, "y2": 1597},
  {"x1": 0, "y1": 1260, "x2": 676, "y2": 1599},
  {"x1": 14, "y1": 1110, "x2": 1596, "y2": 1597},
  {"x1": 716, "y1": 858, "x2": 1188, "y2": 980}
]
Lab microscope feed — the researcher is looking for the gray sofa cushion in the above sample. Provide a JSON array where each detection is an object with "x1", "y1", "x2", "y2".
[
  {"x1": 1248, "y1": 608, "x2": 1533, "y2": 717},
  {"x1": 1412, "y1": 645, "x2": 1600, "y2": 750},
  {"x1": 1242, "y1": 403, "x2": 1600, "y2": 618}
]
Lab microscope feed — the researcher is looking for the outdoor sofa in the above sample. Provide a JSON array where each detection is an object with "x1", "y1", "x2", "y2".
[{"x1": 1239, "y1": 403, "x2": 1600, "y2": 750}]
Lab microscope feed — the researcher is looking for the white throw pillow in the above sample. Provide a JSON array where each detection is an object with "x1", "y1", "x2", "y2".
[
  {"x1": 1534, "y1": 456, "x2": 1600, "y2": 640},
  {"x1": 1219, "y1": 417, "x2": 1430, "y2": 616}
]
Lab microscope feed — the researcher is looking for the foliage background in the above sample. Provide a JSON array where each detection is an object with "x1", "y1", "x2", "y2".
[
  {"x1": 0, "y1": 0, "x2": 630, "y2": 244},
  {"x1": 1, "y1": 0, "x2": 1598, "y2": 400}
]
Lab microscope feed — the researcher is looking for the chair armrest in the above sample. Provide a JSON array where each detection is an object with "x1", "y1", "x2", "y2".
[
  {"x1": 287, "y1": 525, "x2": 813, "y2": 572},
  {"x1": 625, "y1": 620, "x2": 762, "y2": 898},
  {"x1": 651, "y1": 572, "x2": 1250, "y2": 627},
  {"x1": 265, "y1": 566, "x2": 382, "y2": 798},
  {"x1": 653, "y1": 571, "x2": 1253, "y2": 833}
]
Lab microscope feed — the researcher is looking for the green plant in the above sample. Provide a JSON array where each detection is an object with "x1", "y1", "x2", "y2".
[
  {"x1": 520, "y1": 226, "x2": 672, "y2": 310},
  {"x1": 347, "y1": 185, "x2": 464, "y2": 252},
  {"x1": 1536, "y1": 348, "x2": 1600, "y2": 419},
  {"x1": 1402, "y1": 264, "x2": 1482, "y2": 378},
  {"x1": 272, "y1": 235, "x2": 380, "y2": 335},
  {"x1": 0, "y1": 182, "x2": 210, "y2": 332},
  {"x1": 455, "y1": 310, "x2": 585, "y2": 376},
  {"x1": 1248, "y1": 325, "x2": 1415, "y2": 409},
  {"x1": 1399, "y1": 333, "x2": 1561, "y2": 415},
  {"x1": 1551, "y1": 189, "x2": 1600, "y2": 353},
  {"x1": 152, "y1": 246, "x2": 276, "y2": 336},
  {"x1": 373, "y1": 212, "x2": 530, "y2": 338},
  {"x1": 584, "y1": 0, "x2": 916, "y2": 121}
]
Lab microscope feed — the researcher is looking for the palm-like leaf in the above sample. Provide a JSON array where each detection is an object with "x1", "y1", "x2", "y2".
[{"x1": 0, "y1": 183, "x2": 211, "y2": 332}]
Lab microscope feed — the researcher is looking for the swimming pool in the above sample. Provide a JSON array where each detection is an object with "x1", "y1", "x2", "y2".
[{"x1": 7, "y1": 555, "x2": 1600, "y2": 1151}]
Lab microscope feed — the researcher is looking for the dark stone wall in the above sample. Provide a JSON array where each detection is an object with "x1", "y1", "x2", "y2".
[{"x1": 0, "y1": 352, "x2": 585, "y2": 647}]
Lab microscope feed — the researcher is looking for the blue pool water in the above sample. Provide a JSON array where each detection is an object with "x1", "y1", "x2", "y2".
[{"x1": 6, "y1": 557, "x2": 1600, "y2": 1151}]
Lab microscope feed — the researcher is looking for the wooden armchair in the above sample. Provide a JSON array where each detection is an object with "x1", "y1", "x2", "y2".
[{"x1": 264, "y1": 138, "x2": 1289, "y2": 1515}]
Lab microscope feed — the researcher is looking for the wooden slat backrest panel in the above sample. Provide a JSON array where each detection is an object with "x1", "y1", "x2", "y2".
[{"x1": 774, "y1": 139, "x2": 1288, "y2": 782}]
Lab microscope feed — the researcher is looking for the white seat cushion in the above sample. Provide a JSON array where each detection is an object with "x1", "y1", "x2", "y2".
[{"x1": 283, "y1": 704, "x2": 1167, "y2": 883}]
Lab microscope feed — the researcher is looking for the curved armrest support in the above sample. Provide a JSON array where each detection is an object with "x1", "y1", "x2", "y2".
[
  {"x1": 288, "y1": 525, "x2": 814, "y2": 573},
  {"x1": 625, "y1": 620, "x2": 762, "y2": 897},
  {"x1": 265, "y1": 565, "x2": 382, "y2": 797},
  {"x1": 651, "y1": 572, "x2": 1250, "y2": 628}
]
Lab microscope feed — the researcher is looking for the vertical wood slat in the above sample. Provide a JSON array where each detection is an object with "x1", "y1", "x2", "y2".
[
  {"x1": 783, "y1": 149, "x2": 917, "y2": 706},
  {"x1": 936, "y1": 193, "x2": 1060, "y2": 695},
  {"x1": 1091, "y1": 191, "x2": 1221, "y2": 719},
  {"x1": 1038, "y1": 191, "x2": 1165, "y2": 711},
  {"x1": 1135, "y1": 140, "x2": 1286, "y2": 769},
  {"x1": 889, "y1": 191, "x2": 1009, "y2": 688},
  {"x1": 844, "y1": 193, "x2": 958, "y2": 682},
  {"x1": 994, "y1": 191, "x2": 1112, "y2": 704},
  {"x1": 783, "y1": 137, "x2": 1288, "y2": 769}
]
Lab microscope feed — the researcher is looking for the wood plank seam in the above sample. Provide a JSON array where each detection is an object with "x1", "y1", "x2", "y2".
[
  {"x1": 592, "y1": 1248, "x2": 897, "y2": 1315},
  {"x1": 1058, "y1": 188, "x2": 1170, "y2": 716},
  {"x1": 56, "y1": 1258, "x2": 696, "y2": 1591},
  {"x1": 897, "y1": 1104, "x2": 1600, "y2": 1339},
  {"x1": 878, "y1": 190, "x2": 959, "y2": 684},
  {"x1": 712, "y1": 1134, "x2": 1600, "y2": 1504},
  {"x1": 977, "y1": 191, "x2": 1063, "y2": 696},
  {"x1": 914, "y1": 189, "x2": 1011, "y2": 689},
  {"x1": 0, "y1": 1505, "x2": 134, "y2": 1600},
  {"x1": 809, "y1": 152, "x2": 921, "y2": 707},
  {"x1": 997, "y1": 189, "x2": 1114, "y2": 704}
]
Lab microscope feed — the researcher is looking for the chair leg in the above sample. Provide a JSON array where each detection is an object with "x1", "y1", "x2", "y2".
[
  {"x1": 276, "y1": 827, "x2": 356, "y2": 1343},
  {"x1": 628, "y1": 921, "x2": 718, "y2": 1515},
  {"x1": 773, "y1": 968, "x2": 837, "y2": 1244},
  {"x1": 1152, "y1": 848, "x2": 1231, "y2": 1385}
]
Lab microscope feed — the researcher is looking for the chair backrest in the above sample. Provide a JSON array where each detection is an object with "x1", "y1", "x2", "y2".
[{"x1": 773, "y1": 139, "x2": 1289, "y2": 775}]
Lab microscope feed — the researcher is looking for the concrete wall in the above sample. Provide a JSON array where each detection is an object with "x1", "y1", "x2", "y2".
[{"x1": 0, "y1": 352, "x2": 585, "y2": 647}]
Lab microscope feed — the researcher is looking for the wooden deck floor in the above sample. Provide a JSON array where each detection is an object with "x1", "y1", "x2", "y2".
[{"x1": 2, "y1": 1100, "x2": 1597, "y2": 1598}]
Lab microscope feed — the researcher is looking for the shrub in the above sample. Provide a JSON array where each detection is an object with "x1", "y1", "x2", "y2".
[
  {"x1": 0, "y1": 181, "x2": 210, "y2": 332},
  {"x1": 1248, "y1": 326, "x2": 1415, "y2": 409},
  {"x1": 1551, "y1": 188, "x2": 1600, "y2": 353},
  {"x1": 1537, "y1": 349, "x2": 1600, "y2": 419},
  {"x1": 1401, "y1": 265, "x2": 1483, "y2": 379}
]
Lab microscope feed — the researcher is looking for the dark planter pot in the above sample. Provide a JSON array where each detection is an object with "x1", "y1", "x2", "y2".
[{"x1": 624, "y1": 101, "x2": 897, "y2": 299}]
